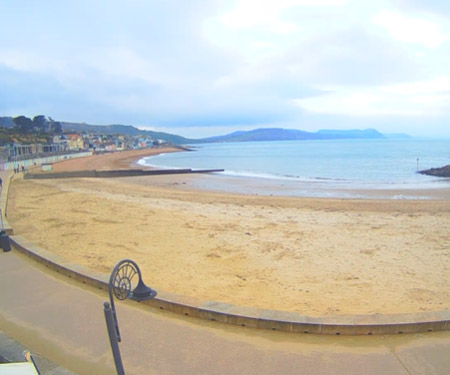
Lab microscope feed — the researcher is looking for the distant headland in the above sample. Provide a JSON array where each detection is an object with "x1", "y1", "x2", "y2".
[
  {"x1": 0, "y1": 115, "x2": 410, "y2": 144},
  {"x1": 199, "y1": 128, "x2": 410, "y2": 143}
]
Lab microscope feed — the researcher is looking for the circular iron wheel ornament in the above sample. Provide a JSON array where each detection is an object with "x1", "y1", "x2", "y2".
[{"x1": 111, "y1": 261, "x2": 138, "y2": 300}]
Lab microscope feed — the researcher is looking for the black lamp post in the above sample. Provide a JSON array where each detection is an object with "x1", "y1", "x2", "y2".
[{"x1": 103, "y1": 259, "x2": 157, "y2": 375}]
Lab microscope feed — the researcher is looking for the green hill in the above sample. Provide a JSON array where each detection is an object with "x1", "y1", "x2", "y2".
[{"x1": 200, "y1": 128, "x2": 386, "y2": 143}]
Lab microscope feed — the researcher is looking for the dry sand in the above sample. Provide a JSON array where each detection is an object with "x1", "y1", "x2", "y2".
[
  {"x1": 7, "y1": 149, "x2": 450, "y2": 316},
  {"x1": 50, "y1": 147, "x2": 183, "y2": 171}
]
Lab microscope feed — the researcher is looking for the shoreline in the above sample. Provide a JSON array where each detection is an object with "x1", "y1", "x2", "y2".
[
  {"x1": 49, "y1": 147, "x2": 450, "y2": 200},
  {"x1": 169, "y1": 171, "x2": 450, "y2": 200},
  {"x1": 135, "y1": 148, "x2": 450, "y2": 200},
  {"x1": 7, "y1": 148, "x2": 450, "y2": 316}
]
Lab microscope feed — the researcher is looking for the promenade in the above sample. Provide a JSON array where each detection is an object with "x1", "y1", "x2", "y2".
[{"x1": 1, "y1": 250, "x2": 450, "y2": 375}]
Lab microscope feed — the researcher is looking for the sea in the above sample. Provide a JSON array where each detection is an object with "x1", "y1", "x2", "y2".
[{"x1": 138, "y1": 139, "x2": 450, "y2": 199}]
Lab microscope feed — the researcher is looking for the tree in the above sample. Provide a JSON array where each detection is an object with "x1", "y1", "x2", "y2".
[
  {"x1": 51, "y1": 121, "x2": 62, "y2": 134},
  {"x1": 47, "y1": 117, "x2": 62, "y2": 134},
  {"x1": 13, "y1": 116, "x2": 33, "y2": 133},
  {"x1": 32, "y1": 115, "x2": 48, "y2": 133}
]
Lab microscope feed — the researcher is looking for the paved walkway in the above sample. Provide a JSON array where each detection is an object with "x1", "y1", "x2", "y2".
[{"x1": 1, "y1": 251, "x2": 450, "y2": 375}]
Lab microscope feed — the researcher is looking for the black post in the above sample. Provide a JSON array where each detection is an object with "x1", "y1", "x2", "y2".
[
  {"x1": 0, "y1": 230, "x2": 11, "y2": 252},
  {"x1": 109, "y1": 279, "x2": 122, "y2": 343},
  {"x1": 104, "y1": 302, "x2": 125, "y2": 375},
  {"x1": 103, "y1": 259, "x2": 157, "y2": 375},
  {"x1": 0, "y1": 209, "x2": 11, "y2": 252}
]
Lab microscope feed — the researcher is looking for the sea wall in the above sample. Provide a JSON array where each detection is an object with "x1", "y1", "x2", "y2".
[
  {"x1": 1, "y1": 152, "x2": 92, "y2": 171},
  {"x1": 9, "y1": 234, "x2": 450, "y2": 335},
  {"x1": 0, "y1": 171, "x2": 13, "y2": 235}
]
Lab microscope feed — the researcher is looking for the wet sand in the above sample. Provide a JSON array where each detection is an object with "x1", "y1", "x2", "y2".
[{"x1": 7, "y1": 148, "x2": 450, "y2": 316}]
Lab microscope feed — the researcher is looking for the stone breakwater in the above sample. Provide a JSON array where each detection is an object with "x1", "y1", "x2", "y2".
[
  {"x1": 418, "y1": 165, "x2": 450, "y2": 178},
  {"x1": 24, "y1": 168, "x2": 224, "y2": 179}
]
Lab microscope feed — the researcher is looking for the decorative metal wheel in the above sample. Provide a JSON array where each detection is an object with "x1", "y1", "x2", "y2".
[{"x1": 111, "y1": 260, "x2": 138, "y2": 300}]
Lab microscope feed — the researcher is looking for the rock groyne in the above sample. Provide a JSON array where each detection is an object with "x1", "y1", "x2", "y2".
[{"x1": 418, "y1": 165, "x2": 450, "y2": 178}]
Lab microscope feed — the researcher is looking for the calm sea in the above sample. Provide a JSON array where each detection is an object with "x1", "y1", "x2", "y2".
[{"x1": 138, "y1": 139, "x2": 450, "y2": 198}]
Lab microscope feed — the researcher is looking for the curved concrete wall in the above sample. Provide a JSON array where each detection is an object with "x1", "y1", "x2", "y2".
[
  {"x1": 9, "y1": 235, "x2": 450, "y2": 335},
  {"x1": 0, "y1": 171, "x2": 14, "y2": 234}
]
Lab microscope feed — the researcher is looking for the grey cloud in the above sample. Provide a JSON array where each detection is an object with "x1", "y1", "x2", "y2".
[
  {"x1": 1, "y1": 0, "x2": 449, "y2": 137},
  {"x1": 279, "y1": 27, "x2": 424, "y2": 86}
]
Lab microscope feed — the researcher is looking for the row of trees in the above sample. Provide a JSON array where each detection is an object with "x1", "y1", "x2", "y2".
[{"x1": 12, "y1": 115, "x2": 62, "y2": 134}]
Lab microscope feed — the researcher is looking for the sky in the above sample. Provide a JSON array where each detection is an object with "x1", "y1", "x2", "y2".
[{"x1": 1, "y1": 0, "x2": 450, "y2": 139}]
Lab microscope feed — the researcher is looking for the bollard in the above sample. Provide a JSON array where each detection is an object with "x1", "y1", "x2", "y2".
[
  {"x1": 0, "y1": 230, "x2": 11, "y2": 252},
  {"x1": 0, "y1": 208, "x2": 10, "y2": 252}
]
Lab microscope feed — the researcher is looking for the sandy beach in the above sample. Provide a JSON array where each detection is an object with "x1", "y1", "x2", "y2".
[{"x1": 7, "y1": 148, "x2": 450, "y2": 316}]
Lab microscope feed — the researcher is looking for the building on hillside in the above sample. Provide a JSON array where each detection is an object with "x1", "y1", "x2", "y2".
[
  {"x1": 115, "y1": 140, "x2": 125, "y2": 151},
  {"x1": 66, "y1": 133, "x2": 85, "y2": 150},
  {"x1": 53, "y1": 135, "x2": 69, "y2": 151},
  {"x1": 152, "y1": 139, "x2": 168, "y2": 147},
  {"x1": 104, "y1": 142, "x2": 117, "y2": 152},
  {"x1": 4, "y1": 142, "x2": 67, "y2": 160},
  {"x1": 8, "y1": 143, "x2": 33, "y2": 158}
]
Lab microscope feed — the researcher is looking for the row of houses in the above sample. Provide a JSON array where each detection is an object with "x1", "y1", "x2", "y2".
[
  {"x1": 1, "y1": 132, "x2": 164, "y2": 162},
  {"x1": 55, "y1": 132, "x2": 158, "y2": 152}
]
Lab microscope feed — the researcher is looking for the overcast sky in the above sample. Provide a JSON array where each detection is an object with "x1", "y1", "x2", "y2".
[{"x1": 1, "y1": 0, "x2": 450, "y2": 138}]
